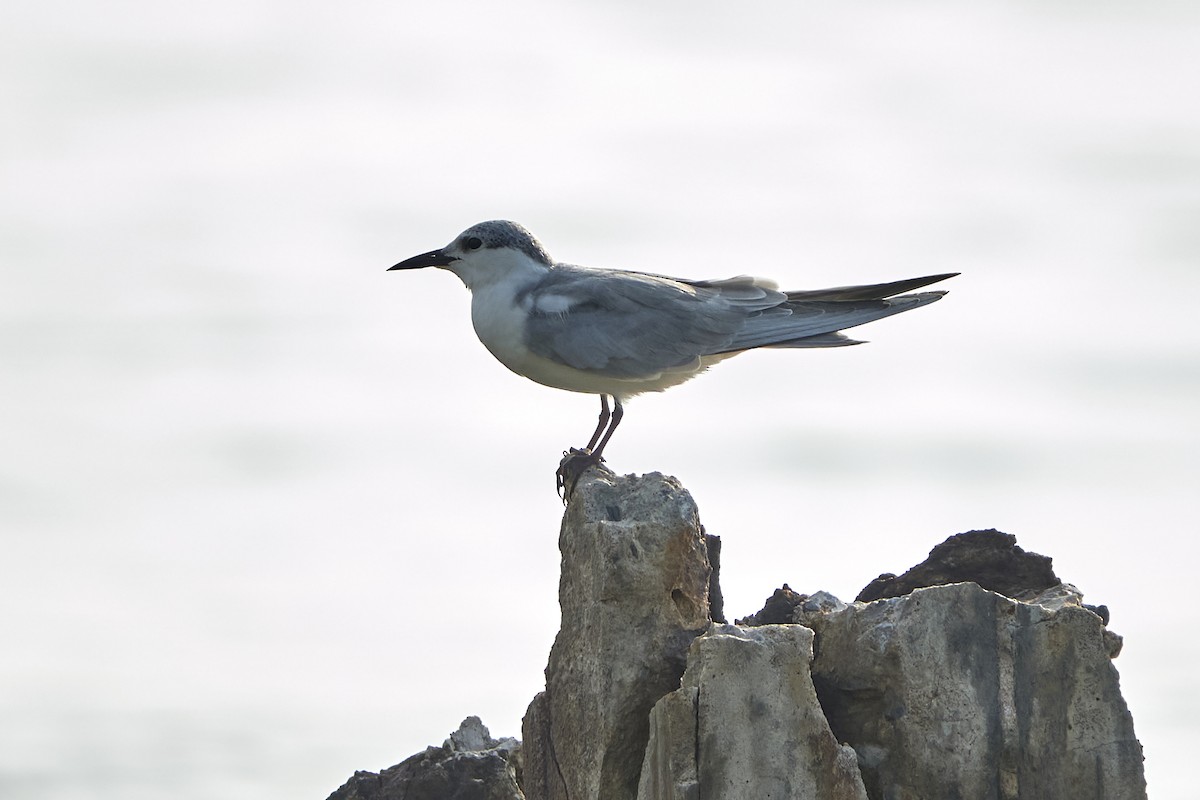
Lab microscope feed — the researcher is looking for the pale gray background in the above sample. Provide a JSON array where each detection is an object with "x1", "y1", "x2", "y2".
[{"x1": 3, "y1": 1, "x2": 1197, "y2": 798}]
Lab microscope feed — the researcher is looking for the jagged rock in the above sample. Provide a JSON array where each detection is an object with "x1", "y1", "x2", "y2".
[
  {"x1": 798, "y1": 583, "x2": 1146, "y2": 800},
  {"x1": 325, "y1": 716, "x2": 522, "y2": 800},
  {"x1": 325, "y1": 483, "x2": 1146, "y2": 800},
  {"x1": 856, "y1": 528, "x2": 1058, "y2": 602},
  {"x1": 735, "y1": 583, "x2": 806, "y2": 626},
  {"x1": 737, "y1": 586, "x2": 850, "y2": 627},
  {"x1": 801, "y1": 590, "x2": 848, "y2": 616},
  {"x1": 1026, "y1": 582, "x2": 1123, "y2": 657},
  {"x1": 704, "y1": 531, "x2": 726, "y2": 623},
  {"x1": 521, "y1": 469, "x2": 714, "y2": 800},
  {"x1": 637, "y1": 624, "x2": 868, "y2": 800}
]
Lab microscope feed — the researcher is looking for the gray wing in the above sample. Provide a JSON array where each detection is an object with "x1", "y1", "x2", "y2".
[
  {"x1": 522, "y1": 266, "x2": 956, "y2": 377},
  {"x1": 522, "y1": 266, "x2": 776, "y2": 378}
]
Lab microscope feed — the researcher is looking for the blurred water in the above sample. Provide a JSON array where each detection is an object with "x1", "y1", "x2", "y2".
[{"x1": 3, "y1": 1, "x2": 1198, "y2": 798}]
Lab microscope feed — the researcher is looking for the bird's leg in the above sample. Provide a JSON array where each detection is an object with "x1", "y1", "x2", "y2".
[
  {"x1": 583, "y1": 395, "x2": 611, "y2": 454},
  {"x1": 589, "y1": 397, "x2": 623, "y2": 462},
  {"x1": 557, "y1": 396, "x2": 623, "y2": 500}
]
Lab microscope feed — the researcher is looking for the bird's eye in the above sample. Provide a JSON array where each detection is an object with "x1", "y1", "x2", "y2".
[{"x1": 465, "y1": 236, "x2": 483, "y2": 250}]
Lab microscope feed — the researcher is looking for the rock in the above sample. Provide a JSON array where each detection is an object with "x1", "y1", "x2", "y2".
[
  {"x1": 735, "y1": 583, "x2": 806, "y2": 626},
  {"x1": 1021, "y1": 581, "x2": 1125, "y2": 661},
  {"x1": 737, "y1": 586, "x2": 850, "y2": 627},
  {"x1": 856, "y1": 528, "x2": 1058, "y2": 602},
  {"x1": 704, "y1": 530, "x2": 726, "y2": 623},
  {"x1": 325, "y1": 716, "x2": 522, "y2": 800},
  {"x1": 521, "y1": 468, "x2": 715, "y2": 800},
  {"x1": 637, "y1": 624, "x2": 868, "y2": 800},
  {"x1": 802, "y1": 590, "x2": 848, "y2": 616},
  {"x1": 325, "y1": 487, "x2": 1146, "y2": 800},
  {"x1": 799, "y1": 583, "x2": 1146, "y2": 800},
  {"x1": 445, "y1": 715, "x2": 513, "y2": 753}
]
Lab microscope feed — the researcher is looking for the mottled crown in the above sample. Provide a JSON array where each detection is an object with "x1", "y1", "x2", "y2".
[{"x1": 459, "y1": 220, "x2": 553, "y2": 266}]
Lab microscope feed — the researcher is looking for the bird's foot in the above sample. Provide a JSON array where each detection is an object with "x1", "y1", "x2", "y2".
[{"x1": 556, "y1": 448, "x2": 604, "y2": 502}]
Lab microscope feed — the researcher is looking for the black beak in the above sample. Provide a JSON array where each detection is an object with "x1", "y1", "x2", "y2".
[{"x1": 388, "y1": 249, "x2": 458, "y2": 271}]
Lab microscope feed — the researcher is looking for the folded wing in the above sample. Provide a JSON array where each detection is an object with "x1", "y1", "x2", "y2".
[{"x1": 522, "y1": 266, "x2": 956, "y2": 378}]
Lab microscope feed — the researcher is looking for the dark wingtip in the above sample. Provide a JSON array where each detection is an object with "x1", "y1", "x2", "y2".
[{"x1": 785, "y1": 272, "x2": 959, "y2": 302}]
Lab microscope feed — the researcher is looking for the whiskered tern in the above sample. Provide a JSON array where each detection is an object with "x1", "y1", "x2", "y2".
[{"x1": 389, "y1": 220, "x2": 955, "y2": 498}]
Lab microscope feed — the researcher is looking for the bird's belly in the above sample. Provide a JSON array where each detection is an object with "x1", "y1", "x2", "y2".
[
  {"x1": 469, "y1": 291, "x2": 725, "y2": 398},
  {"x1": 471, "y1": 304, "x2": 619, "y2": 394}
]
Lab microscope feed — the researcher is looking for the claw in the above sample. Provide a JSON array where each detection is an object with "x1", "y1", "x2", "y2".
[
  {"x1": 555, "y1": 395, "x2": 622, "y2": 501},
  {"x1": 556, "y1": 448, "x2": 603, "y2": 502}
]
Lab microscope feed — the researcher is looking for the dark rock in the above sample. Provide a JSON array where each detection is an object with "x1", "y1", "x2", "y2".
[
  {"x1": 325, "y1": 717, "x2": 521, "y2": 800},
  {"x1": 736, "y1": 583, "x2": 807, "y2": 626},
  {"x1": 856, "y1": 528, "x2": 1059, "y2": 602},
  {"x1": 704, "y1": 529, "x2": 725, "y2": 623}
]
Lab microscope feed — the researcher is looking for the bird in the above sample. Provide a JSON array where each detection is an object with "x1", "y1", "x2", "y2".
[{"x1": 388, "y1": 220, "x2": 955, "y2": 498}]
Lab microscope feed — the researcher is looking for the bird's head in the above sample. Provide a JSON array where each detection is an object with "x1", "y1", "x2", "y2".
[{"x1": 389, "y1": 220, "x2": 553, "y2": 290}]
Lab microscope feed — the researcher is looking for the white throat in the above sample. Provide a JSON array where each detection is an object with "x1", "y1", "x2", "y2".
[{"x1": 445, "y1": 246, "x2": 549, "y2": 294}]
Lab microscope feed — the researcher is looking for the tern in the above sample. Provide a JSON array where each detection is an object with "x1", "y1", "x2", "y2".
[{"x1": 389, "y1": 220, "x2": 955, "y2": 497}]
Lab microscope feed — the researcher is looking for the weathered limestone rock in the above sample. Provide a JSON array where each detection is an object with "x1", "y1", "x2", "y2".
[
  {"x1": 521, "y1": 469, "x2": 714, "y2": 800},
  {"x1": 637, "y1": 624, "x2": 868, "y2": 800},
  {"x1": 325, "y1": 716, "x2": 522, "y2": 800},
  {"x1": 798, "y1": 583, "x2": 1146, "y2": 800}
]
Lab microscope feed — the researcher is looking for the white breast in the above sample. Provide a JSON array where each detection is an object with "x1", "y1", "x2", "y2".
[{"x1": 469, "y1": 282, "x2": 533, "y2": 376}]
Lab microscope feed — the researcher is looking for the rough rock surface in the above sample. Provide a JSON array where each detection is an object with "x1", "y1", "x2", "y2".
[
  {"x1": 638, "y1": 624, "x2": 868, "y2": 800},
  {"x1": 521, "y1": 468, "x2": 714, "y2": 800},
  {"x1": 325, "y1": 716, "x2": 522, "y2": 800},
  {"x1": 325, "y1": 482, "x2": 1146, "y2": 800},
  {"x1": 856, "y1": 528, "x2": 1059, "y2": 602},
  {"x1": 798, "y1": 583, "x2": 1146, "y2": 800}
]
